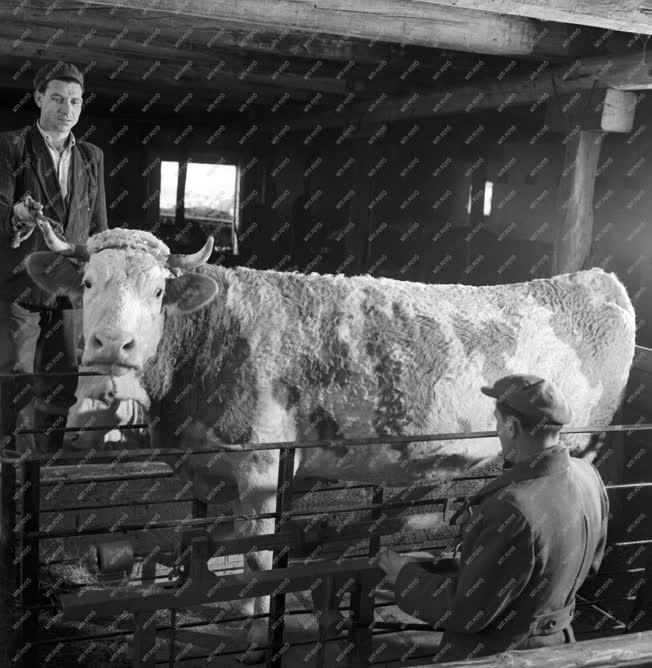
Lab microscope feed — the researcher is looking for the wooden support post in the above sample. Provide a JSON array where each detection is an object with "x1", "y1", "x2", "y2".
[
  {"x1": 349, "y1": 486, "x2": 384, "y2": 666},
  {"x1": 554, "y1": 130, "x2": 604, "y2": 274},
  {"x1": 550, "y1": 88, "x2": 637, "y2": 274},
  {"x1": 267, "y1": 447, "x2": 295, "y2": 668},
  {"x1": 351, "y1": 143, "x2": 373, "y2": 276},
  {"x1": 21, "y1": 459, "x2": 40, "y2": 668}
]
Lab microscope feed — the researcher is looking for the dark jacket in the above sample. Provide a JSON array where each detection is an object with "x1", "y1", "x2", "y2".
[
  {"x1": 394, "y1": 446, "x2": 609, "y2": 662},
  {"x1": 0, "y1": 122, "x2": 107, "y2": 308}
]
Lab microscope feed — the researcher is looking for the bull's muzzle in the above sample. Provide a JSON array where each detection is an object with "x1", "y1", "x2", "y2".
[{"x1": 83, "y1": 328, "x2": 140, "y2": 374}]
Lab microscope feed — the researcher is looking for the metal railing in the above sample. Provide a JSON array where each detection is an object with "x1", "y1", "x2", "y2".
[{"x1": 1, "y1": 370, "x2": 651, "y2": 667}]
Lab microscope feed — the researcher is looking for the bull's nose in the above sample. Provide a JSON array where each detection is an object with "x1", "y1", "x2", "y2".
[{"x1": 88, "y1": 330, "x2": 136, "y2": 358}]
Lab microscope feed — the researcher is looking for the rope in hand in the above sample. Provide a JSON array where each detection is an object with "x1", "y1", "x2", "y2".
[{"x1": 10, "y1": 193, "x2": 65, "y2": 249}]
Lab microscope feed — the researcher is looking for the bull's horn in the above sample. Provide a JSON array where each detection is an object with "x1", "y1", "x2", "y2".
[
  {"x1": 167, "y1": 236, "x2": 214, "y2": 269},
  {"x1": 38, "y1": 219, "x2": 90, "y2": 261}
]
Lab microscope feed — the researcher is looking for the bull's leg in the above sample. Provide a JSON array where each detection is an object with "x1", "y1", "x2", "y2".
[
  {"x1": 232, "y1": 457, "x2": 280, "y2": 665},
  {"x1": 233, "y1": 390, "x2": 299, "y2": 663}
]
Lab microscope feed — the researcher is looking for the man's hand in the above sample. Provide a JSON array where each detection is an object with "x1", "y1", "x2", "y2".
[
  {"x1": 377, "y1": 549, "x2": 407, "y2": 586},
  {"x1": 10, "y1": 195, "x2": 46, "y2": 248},
  {"x1": 13, "y1": 194, "x2": 43, "y2": 221}
]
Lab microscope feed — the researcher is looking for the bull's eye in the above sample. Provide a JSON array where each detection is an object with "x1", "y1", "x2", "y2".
[
  {"x1": 82, "y1": 279, "x2": 92, "y2": 289},
  {"x1": 155, "y1": 288, "x2": 163, "y2": 299}
]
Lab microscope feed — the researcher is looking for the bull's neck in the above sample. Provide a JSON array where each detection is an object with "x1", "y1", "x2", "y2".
[{"x1": 141, "y1": 266, "x2": 232, "y2": 403}]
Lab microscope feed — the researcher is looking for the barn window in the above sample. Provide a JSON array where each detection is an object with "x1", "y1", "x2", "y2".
[
  {"x1": 158, "y1": 159, "x2": 239, "y2": 255},
  {"x1": 159, "y1": 161, "x2": 179, "y2": 218},
  {"x1": 483, "y1": 180, "x2": 493, "y2": 216}
]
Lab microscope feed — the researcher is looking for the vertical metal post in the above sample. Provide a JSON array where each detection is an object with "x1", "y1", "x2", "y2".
[
  {"x1": 316, "y1": 575, "x2": 336, "y2": 668},
  {"x1": 178, "y1": 496, "x2": 207, "y2": 665},
  {"x1": 349, "y1": 485, "x2": 384, "y2": 666},
  {"x1": 168, "y1": 608, "x2": 177, "y2": 668},
  {"x1": 21, "y1": 459, "x2": 41, "y2": 668},
  {"x1": 0, "y1": 375, "x2": 18, "y2": 667},
  {"x1": 192, "y1": 498, "x2": 208, "y2": 519},
  {"x1": 133, "y1": 611, "x2": 157, "y2": 668},
  {"x1": 267, "y1": 446, "x2": 295, "y2": 668}
]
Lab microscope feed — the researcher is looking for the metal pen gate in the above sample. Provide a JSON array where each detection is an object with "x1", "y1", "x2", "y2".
[{"x1": 2, "y1": 365, "x2": 652, "y2": 667}]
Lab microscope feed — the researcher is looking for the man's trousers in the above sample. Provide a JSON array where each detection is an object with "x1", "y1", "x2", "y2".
[{"x1": 0, "y1": 300, "x2": 81, "y2": 449}]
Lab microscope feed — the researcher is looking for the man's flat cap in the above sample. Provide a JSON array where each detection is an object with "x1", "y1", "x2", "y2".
[
  {"x1": 481, "y1": 374, "x2": 572, "y2": 426},
  {"x1": 34, "y1": 62, "x2": 84, "y2": 92}
]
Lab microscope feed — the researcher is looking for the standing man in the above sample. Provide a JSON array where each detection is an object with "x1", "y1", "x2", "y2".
[
  {"x1": 0, "y1": 62, "x2": 107, "y2": 449},
  {"x1": 378, "y1": 374, "x2": 609, "y2": 661}
]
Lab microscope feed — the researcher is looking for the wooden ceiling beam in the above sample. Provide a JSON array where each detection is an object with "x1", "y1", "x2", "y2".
[
  {"x1": 0, "y1": 55, "x2": 320, "y2": 113},
  {"x1": 81, "y1": 0, "x2": 576, "y2": 58},
  {"x1": 0, "y1": 68, "x2": 315, "y2": 125},
  {"x1": 8, "y1": 0, "x2": 423, "y2": 65},
  {"x1": 0, "y1": 8, "x2": 376, "y2": 80},
  {"x1": 421, "y1": 1, "x2": 652, "y2": 36},
  {"x1": 271, "y1": 52, "x2": 652, "y2": 131},
  {"x1": 0, "y1": 19, "x2": 525, "y2": 100},
  {"x1": 0, "y1": 13, "x2": 472, "y2": 82},
  {"x1": 0, "y1": 33, "x2": 350, "y2": 97}
]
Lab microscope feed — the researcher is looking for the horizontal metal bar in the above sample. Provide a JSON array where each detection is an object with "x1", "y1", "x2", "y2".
[
  {"x1": 0, "y1": 371, "x2": 102, "y2": 378},
  {"x1": 42, "y1": 497, "x2": 195, "y2": 513},
  {"x1": 8, "y1": 422, "x2": 652, "y2": 464},
  {"x1": 33, "y1": 477, "x2": 646, "y2": 537},
  {"x1": 36, "y1": 605, "x2": 329, "y2": 646},
  {"x1": 9, "y1": 423, "x2": 148, "y2": 437},
  {"x1": 36, "y1": 565, "x2": 246, "y2": 593},
  {"x1": 41, "y1": 483, "x2": 374, "y2": 510},
  {"x1": 40, "y1": 470, "x2": 174, "y2": 486},
  {"x1": 372, "y1": 621, "x2": 434, "y2": 632},
  {"x1": 61, "y1": 557, "x2": 379, "y2": 616},
  {"x1": 34, "y1": 498, "x2": 448, "y2": 539},
  {"x1": 33, "y1": 575, "x2": 639, "y2": 623},
  {"x1": 610, "y1": 539, "x2": 652, "y2": 547},
  {"x1": 605, "y1": 482, "x2": 652, "y2": 490}
]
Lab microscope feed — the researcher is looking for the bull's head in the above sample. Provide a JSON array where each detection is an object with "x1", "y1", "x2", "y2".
[{"x1": 25, "y1": 221, "x2": 218, "y2": 376}]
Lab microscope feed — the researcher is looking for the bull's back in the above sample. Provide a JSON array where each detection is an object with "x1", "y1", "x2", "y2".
[
  {"x1": 208, "y1": 266, "x2": 634, "y2": 429},
  {"x1": 168, "y1": 267, "x2": 635, "y2": 481},
  {"x1": 152, "y1": 266, "x2": 634, "y2": 480}
]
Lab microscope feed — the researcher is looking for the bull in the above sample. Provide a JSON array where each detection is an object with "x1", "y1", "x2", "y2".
[{"x1": 26, "y1": 221, "x2": 636, "y2": 661}]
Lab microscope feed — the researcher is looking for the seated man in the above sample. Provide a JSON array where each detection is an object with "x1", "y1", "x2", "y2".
[{"x1": 378, "y1": 374, "x2": 609, "y2": 662}]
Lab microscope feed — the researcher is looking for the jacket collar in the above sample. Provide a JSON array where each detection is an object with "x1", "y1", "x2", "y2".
[
  {"x1": 27, "y1": 122, "x2": 65, "y2": 223},
  {"x1": 28, "y1": 120, "x2": 83, "y2": 230},
  {"x1": 36, "y1": 120, "x2": 76, "y2": 152},
  {"x1": 471, "y1": 444, "x2": 571, "y2": 504}
]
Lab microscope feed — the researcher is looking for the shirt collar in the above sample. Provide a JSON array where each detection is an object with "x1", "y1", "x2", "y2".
[{"x1": 36, "y1": 120, "x2": 76, "y2": 151}]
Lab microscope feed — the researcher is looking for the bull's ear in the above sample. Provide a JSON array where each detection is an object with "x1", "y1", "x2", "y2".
[
  {"x1": 165, "y1": 274, "x2": 218, "y2": 313},
  {"x1": 25, "y1": 252, "x2": 83, "y2": 304}
]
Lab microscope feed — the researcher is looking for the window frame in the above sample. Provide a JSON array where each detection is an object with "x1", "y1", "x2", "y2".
[{"x1": 158, "y1": 150, "x2": 242, "y2": 256}]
